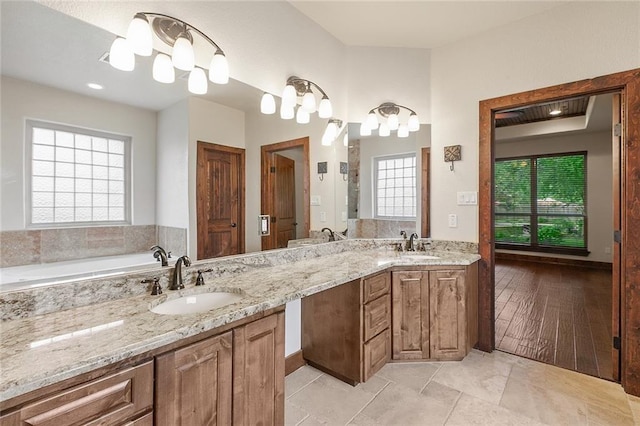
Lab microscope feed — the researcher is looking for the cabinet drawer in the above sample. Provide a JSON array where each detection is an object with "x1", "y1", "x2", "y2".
[
  {"x1": 1, "y1": 361, "x2": 153, "y2": 426},
  {"x1": 363, "y1": 272, "x2": 390, "y2": 303},
  {"x1": 123, "y1": 412, "x2": 153, "y2": 426},
  {"x1": 363, "y1": 294, "x2": 390, "y2": 342},
  {"x1": 363, "y1": 328, "x2": 391, "y2": 381}
]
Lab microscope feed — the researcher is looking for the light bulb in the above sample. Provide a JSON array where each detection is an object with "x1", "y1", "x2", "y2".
[
  {"x1": 301, "y1": 89, "x2": 317, "y2": 113},
  {"x1": 109, "y1": 37, "x2": 134, "y2": 71},
  {"x1": 280, "y1": 104, "x2": 295, "y2": 120},
  {"x1": 260, "y1": 93, "x2": 276, "y2": 114},
  {"x1": 209, "y1": 51, "x2": 229, "y2": 84},
  {"x1": 366, "y1": 111, "x2": 379, "y2": 130},
  {"x1": 318, "y1": 96, "x2": 332, "y2": 118},
  {"x1": 360, "y1": 122, "x2": 371, "y2": 136},
  {"x1": 379, "y1": 122, "x2": 390, "y2": 137},
  {"x1": 408, "y1": 113, "x2": 420, "y2": 132},
  {"x1": 322, "y1": 121, "x2": 338, "y2": 146},
  {"x1": 387, "y1": 113, "x2": 399, "y2": 131},
  {"x1": 343, "y1": 132, "x2": 348, "y2": 147},
  {"x1": 282, "y1": 84, "x2": 297, "y2": 108},
  {"x1": 397, "y1": 124, "x2": 409, "y2": 138},
  {"x1": 188, "y1": 68, "x2": 207, "y2": 94},
  {"x1": 152, "y1": 53, "x2": 175, "y2": 83},
  {"x1": 126, "y1": 13, "x2": 152, "y2": 56},
  {"x1": 296, "y1": 107, "x2": 310, "y2": 124},
  {"x1": 172, "y1": 32, "x2": 194, "y2": 71}
]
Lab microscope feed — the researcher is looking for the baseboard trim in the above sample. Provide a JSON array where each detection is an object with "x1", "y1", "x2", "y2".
[
  {"x1": 285, "y1": 350, "x2": 306, "y2": 376},
  {"x1": 496, "y1": 251, "x2": 612, "y2": 270}
]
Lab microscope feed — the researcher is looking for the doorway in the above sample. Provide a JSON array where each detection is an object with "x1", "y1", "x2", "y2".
[
  {"x1": 478, "y1": 68, "x2": 640, "y2": 395},
  {"x1": 196, "y1": 141, "x2": 245, "y2": 260},
  {"x1": 261, "y1": 138, "x2": 310, "y2": 250}
]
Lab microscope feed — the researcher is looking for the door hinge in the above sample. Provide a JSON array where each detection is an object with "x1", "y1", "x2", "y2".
[
  {"x1": 614, "y1": 230, "x2": 621, "y2": 244},
  {"x1": 270, "y1": 166, "x2": 276, "y2": 173},
  {"x1": 614, "y1": 123, "x2": 622, "y2": 137},
  {"x1": 613, "y1": 336, "x2": 621, "y2": 350}
]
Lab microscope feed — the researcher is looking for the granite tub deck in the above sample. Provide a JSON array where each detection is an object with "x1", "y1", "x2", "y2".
[{"x1": 0, "y1": 244, "x2": 479, "y2": 403}]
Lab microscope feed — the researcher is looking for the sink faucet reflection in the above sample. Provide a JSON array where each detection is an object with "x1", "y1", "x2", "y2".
[
  {"x1": 321, "y1": 227, "x2": 335, "y2": 242},
  {"x1": 150, "y1": 245, "x2": 170, "y2": 267},
  {"x1": 407, "y1": 233, "x2": 419, "y2": 252},
  {"x1": 170, "y1": 255, "x2": 191, "y2": 290}
]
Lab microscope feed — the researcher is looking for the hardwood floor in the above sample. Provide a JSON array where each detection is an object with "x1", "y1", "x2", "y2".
[{"x1": 495, "y1": 259, "x2": 613, "y2": 380}]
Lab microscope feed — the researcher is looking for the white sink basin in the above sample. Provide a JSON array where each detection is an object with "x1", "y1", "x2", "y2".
[{"x1": 150, "y1": 292, "x2": 244, "y2": 315}]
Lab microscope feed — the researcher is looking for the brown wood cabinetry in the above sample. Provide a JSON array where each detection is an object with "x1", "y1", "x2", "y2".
[
  {"x1": 0, "y1": 361, "x2": 153, "y2": 426},
  {"x1": 302, "y1": 272, "x2": 392, "y2": 385}
]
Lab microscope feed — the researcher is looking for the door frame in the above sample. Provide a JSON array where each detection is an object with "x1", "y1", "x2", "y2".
[
  {"x1": 196, "y1": 141, "x2": 246, "y2": 259},
  {"x1": 261, "y1": 137, "x2": 310, "y2": 251},
  {"x1": 478, "y1": 68, "x2": 640, "y2": 395}
]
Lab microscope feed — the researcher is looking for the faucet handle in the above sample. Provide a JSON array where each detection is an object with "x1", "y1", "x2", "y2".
[
  {"x1": 167, "y1": 251, "x2": 172, "y2": 259},
  {"x1": 142, "y1": 278, "x2": 162, "y2": 295},
  {"x1": 196, "y1": 268, "x2": 213, "y2": 286}
]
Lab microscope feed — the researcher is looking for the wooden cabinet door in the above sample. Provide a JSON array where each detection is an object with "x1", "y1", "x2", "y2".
[
  {"x1": 429, "y1": 270, "x2": 467, "y2": 360},
  {"x1": 363, "y1": 328, "x2": 391, "y2": 381},
  {"x1": 155, "y1": 331, "x2": 233, "y2": 426},
  {"x1": 233, "y1": 312, "x2": 285, "y2": 426},
  {"x1": 392, "y1": 271, "x2": 430, "y2": 360}
]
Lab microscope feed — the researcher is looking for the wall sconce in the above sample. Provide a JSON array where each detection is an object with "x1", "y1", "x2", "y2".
[
  {"x1": 444, "y1": 145, "x2": 462, "y2": 171},
  {"x1": 322, "y1": 119, "x2": 343, "y2": 146},
  {"x1": 109, "y1": 12, "x2": 229, "y2": 95},
  {"x1": 340, "y1": 162, "x2": 348, "y2": 181},
  {"x1": 261, "y1": 76, "x2": 333, "y2": 121},
  {"x1": 360, "y1": 102, "x2": 420, "y2": 137},
  {"x1": 317, "y1": 161, "x2": 328, "y2": 181}
]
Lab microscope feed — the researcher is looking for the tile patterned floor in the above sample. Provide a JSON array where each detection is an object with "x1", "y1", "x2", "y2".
[{"x1": 285, "y1": 350, "x2": 640, "y2": 426}]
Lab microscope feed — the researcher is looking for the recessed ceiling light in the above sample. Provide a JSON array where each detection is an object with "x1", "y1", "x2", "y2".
[
  {"x1": 87, "y1": 83, "x2": 103, "y2": 90},
  {"x1": 549, "y1": 109, "x2": 562, "y2": 116}
]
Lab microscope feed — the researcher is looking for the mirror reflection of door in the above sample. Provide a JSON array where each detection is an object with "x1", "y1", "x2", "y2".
[
  {"x1": 196, "y1": 142, "x2": 245, "y2": 259},
  {"x1": 274, "y1": 154, "x2": 296, "y2": 248}
]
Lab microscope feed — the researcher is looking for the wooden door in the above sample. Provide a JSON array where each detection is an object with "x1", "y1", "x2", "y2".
[
  {"x1": 612, "y1": 93, "x2": 623, "y2": 381},
  {"x1": 197, "y1": 142, "x2": 245, "y2": 259},
  {"x1": 233, "y1": 313, "x2": 285, "y2": 426},
  {"x1": 391, "y1": 271, "x2": 430, "y2": 360},
  {"x1": 155, "y1": 332, "x2": 233, "y2": 426},
  {"x1": 274, "y1": 154, "x2": 296, "y2": 248},
  {"x1": 429, "y1": 270, "x2": 467, "y2": 360}
]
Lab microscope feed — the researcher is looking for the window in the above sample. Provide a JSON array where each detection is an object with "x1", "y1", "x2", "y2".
[
  {"x1": 374, "y1": 153, "x2": 416, "y2": 218},
  {"x1": 27, "y1": 120, "x2": 131, "y2": 226},
  {"x1": 494, "y1": 152, "x2": 587, "y2": 254}
]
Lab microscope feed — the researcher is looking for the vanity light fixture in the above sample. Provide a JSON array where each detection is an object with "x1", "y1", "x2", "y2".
[
  {"x1": 260, "y1": 93, "x2": 276, "y2": 114},
  {"x1": 109, "y1": 12, "x2": 229, "y2": 95},
  {"x1": 263, "y1": 76, "x2": 333, "y2": 121},
  {"x1": 361, "y1": 102, "x2": 420, "y2": 137},
  {"x1": 322, "y1": 119, "x2": 343, "y2": 146}
]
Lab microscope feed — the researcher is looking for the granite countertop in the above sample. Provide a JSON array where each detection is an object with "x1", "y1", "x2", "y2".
[{"x1": 0, "y1": 248, "x2": 479, "y2": 403}]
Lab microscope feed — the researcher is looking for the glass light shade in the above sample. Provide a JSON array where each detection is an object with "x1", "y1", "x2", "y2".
[
  {"x1": 408, "y1": 113, "x2": 420, "y2": 132},
  {"x1": 188, "y1": 68, "x2": 208, "y2": 94},
  {"x1": 301, "y1": 90, "x2": 317, "y2": 113},
  {"x1": 260, "y1": 93, "x2": 276, "y2": 114},
  {"x1": 126, "y1": 13, "x2": 152, "y2": 56},
  {"x1": 280, "y1": 104, "x2": 295, "y2": 120},
  {"x1": 360, "y1": 122, "x2": 372, "y2": 136},
  {"x1": 281, "y1": 84, "x2": 297, "y2": 108},
  {"x1": 366, "y1": 111, "x2": 379, "y2": 130},
  {"x1": 296, "y1": 107, "x2": 310, "y2": 124},
  {"x1": 387, "y1": 113, "x2": 399, "y2": 131},
  {"x1": 209, "y1": 52, "x2": 229, "y2": 84},
  {"x1": 343, "y1": 132, "x2": 349, "y2": 147},
  {"x1": 322, "y1": 121, "x2": 339, "y2": 146},
  {"x1": 318, "y1": 96, "x2": 332, "y2": 118},
  {"x1": 378, "y1": 122, "x2": 390, "y2": 137},
  {"x1": 109, "y1": 37, "x2": 135, "y2": 71},
  {"x1": 397, "y1": 124, "x2": 409, "y2": 138},
  {"x1": 172, "y1": 33, "x2": 195, "y2": 71},
  {"x1": 152, "y1": 53, "x2": 175, "y2": 83}
]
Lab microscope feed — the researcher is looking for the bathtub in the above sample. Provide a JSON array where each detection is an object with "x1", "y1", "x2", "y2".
[{"x1": 0, "y1": 252, "x2": 176, "y2": 292}]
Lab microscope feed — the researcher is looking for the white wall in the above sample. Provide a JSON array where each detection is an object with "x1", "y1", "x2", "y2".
[
  {"x1": 0, "y1": 76, "x2": 157, "y2": 230},
  {"x1": 496, "y1": 131, "x2": 613, "y2": 263},
  {"x1": 430, "y1": 1, "x2": 640, "y2": 243}
]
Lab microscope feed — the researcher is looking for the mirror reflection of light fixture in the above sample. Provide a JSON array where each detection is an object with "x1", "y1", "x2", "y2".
[
  {"x1": 260, "y1": 93, "x2": 276, "y2": 114},
  {"x1": 266, "y1": 76, "x2": 333, "y2": 121},
  {"x1": 109, "y1": 12, "x2": 230, "y2": 94},
  {"x1": 322, "y1": 119, "x2": 343, "y2": 146},
  {"x1": 361, "y1": 102, "x2": 420, "y2": 136}
]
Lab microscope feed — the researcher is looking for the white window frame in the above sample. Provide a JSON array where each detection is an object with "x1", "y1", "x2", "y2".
[
  {"x1": 25, "y1": 119, "x2": 132, "y2": 228},
  {"x1": 373, "y1": 152, "x2": 417, "y2": 219}
]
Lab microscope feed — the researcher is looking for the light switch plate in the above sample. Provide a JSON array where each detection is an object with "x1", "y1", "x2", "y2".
[
  {"x1": 310, "y1": 195, "x2": 321, "y2": 206},
  {"x1": 457, "y1": 191, "x2": 478, "y2": 205}
]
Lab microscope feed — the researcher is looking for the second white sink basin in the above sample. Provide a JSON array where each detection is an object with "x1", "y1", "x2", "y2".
[{"x1": 151, "y1": 292, "x2": 244, "y2": 315}]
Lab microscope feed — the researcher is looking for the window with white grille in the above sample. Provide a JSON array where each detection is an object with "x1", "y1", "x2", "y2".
[
  {"x1": 374, "y1": 153, "x2": 416, "y2": 218},
  {"x1": 27, "y1": 120, "x2": 131, "y2": 226}
]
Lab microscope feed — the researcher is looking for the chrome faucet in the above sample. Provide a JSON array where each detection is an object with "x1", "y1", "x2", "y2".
[
  {"x1": 321, "y1": 227, "x2": 336, "y2": 242},
  {"x1": 408, "y1": 233, "x2": 419, "y2": 251},
  {"x1": 170, "y1": 255, "x2": 191, "y2": 290},
  {"x1": 150, "y1": 245, "x2": 171, "y2": 267}
]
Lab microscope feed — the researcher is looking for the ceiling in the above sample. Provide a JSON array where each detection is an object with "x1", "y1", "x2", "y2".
[
  {"x1": 495, "y1": 96, "x2": 591, "y2": 128},
  {"x1": 288, "y1": 1, "x2": 565, "y2": 49}
]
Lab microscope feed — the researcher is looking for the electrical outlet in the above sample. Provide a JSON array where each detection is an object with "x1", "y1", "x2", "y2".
[
  {"x1": 448, "y1": 214, "x2": 458, "y2": 227},
  {"x1": 604, "y1": 247, "x2": 611, "y2": 254},
  {"x1": 320, "y1": 211, "x2": 327, "y2": 222},
  {"x1": 341, "y1": 211, "x2": 347, "y2": 222}
]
